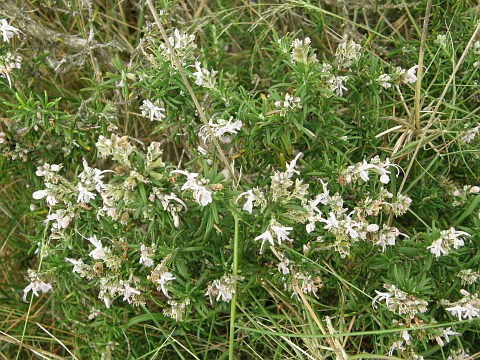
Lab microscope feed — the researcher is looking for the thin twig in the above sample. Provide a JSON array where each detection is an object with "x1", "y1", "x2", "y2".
[{"x1": 413, "y1": 0, "x2": 432, "y2": 131}]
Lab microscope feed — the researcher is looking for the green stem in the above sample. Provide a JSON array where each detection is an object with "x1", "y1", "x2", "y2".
[
  {"x1": 229, "y1": 210, "x2": 240, "y2": 360},
  {"x1": 17, "y1": 224, "x2": 49, "y2": 360}
]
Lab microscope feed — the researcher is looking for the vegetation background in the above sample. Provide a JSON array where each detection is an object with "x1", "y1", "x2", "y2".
[{"x1": 0, "y1": 0, "x2": 479, "y2": 359}]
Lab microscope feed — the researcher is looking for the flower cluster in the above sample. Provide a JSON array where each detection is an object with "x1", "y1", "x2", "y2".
[
  {"x1": 288, "y1": 271, "x2": 323, "y2": 299},
  {"x1": 447, "y1": 349, "x2": 471, "y2": 360},
  {"x1": 96, "y1": 134, "x2": 136, "y2": 167},
  {"x1": 30, "y1": 136, "x2": 212, "y2": 310},
  {"x1": 255, "y1": 218, "x2": 294, "y2": 253},
  {"x1": 274, "y1": 93, "x2": 302, "y2": 117},
  {"x1": 327, "y1": 75, "x2": 349, "y2": 96},
  {"x1": 435, "y1": 34, "x2": 447, "y2": 49},
  {"x1": 22, "y1": 269, "x2": 53, "y2": 303},
  {"x1": 354, "y1": 189, "x2": 411, "y2": 219},
  {"x1": 160, "y1": 28, "x2": 197, "y2": 65},
  {"x1": 377, "y1": 73, "x2": 392, "y2": 89},
  {"x1": 376, "y1": 65, "x2": 418, "y2": 88},
  {"x1": 370, "y1": 225, "x2": 408, "y2": 252},
  {"x1": 192, "y1": 60, "x2": 218, "y2": 88},
  {"x1": 163, "y1": 298, "x2": 190, "y2": 321},
  {"x1": 140, "y1": 99, "x2": 166, "y2": 122},
  {"x1": 335, "y1": 39, "x2": 362, "y2": 68},
  {"x1": 171, "y1": 170, "x2": 213, "y2": 206},
  {"x1": 460, "y1": 122, "x2": 480, "y2": 143},
  {"x1": 339, "y1": 156, "x2": 402, "y2": 185},
  {"x1": 442, "y1": 289, "x2": 480, "y2": 320},
  {"x1": 452, "y1": 184, "x2": 480, "y2": 206},
  {"x1": 290, "y1": 37, "x2": 317, "y2": 64},
  {"x1": 200, "y1": 116, "x2": 242, "y2": 143},
  {"x1": 148, "y1": 260, "x2": 176, "y2": 299},
  {"x1": 237, "y1": 152, "x2": 408, "y2": 258},
  {"x1": 236, "y1": 187, "x2": 267, "y2": 214},
  {"x1": 205, "y1": 274, "x2": 244, "y2": 304},
  {"x1": 373, "y1": 284, "x2": 429, "y2": 319},
  {"x1": 65, "y1": 234, "x2": 139, "y2": 307},
  {"x1": 457, "y1": 269, "x2": 479, "y2": 285},
  {"x1": 95, "y1": 275, "x2": 144, "y2": 308},
  {"x1": 0, "y1": 52, "x2": 22, "y2": 87},
  {"x1": 427, "y1": 227, "x2": 470, "y2": 257}
]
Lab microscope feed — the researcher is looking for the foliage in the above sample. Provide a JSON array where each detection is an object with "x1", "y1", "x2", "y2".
[{"x1": 0, "y1": 0, "x2": 479, "y2": 359}]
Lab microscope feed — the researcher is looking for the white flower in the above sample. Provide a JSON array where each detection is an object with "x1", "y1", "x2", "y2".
[
  {"x1": 65, "y1": 258, "x2": 89, "y2": 275},
  {"x1": 255, "y1": 219, "x2": 293, "y2": 253},
  {"x1": 0, "y1": 52, "x2": 22, "y2": 88},
  {"x1": 0, "y1": 19, "x2": 21, "y2": 43},
  {"x1": 87, "y1": 235, "x2": 105, "y2": 260},
  {"x1": 139, "y1": 244, "x2": 154, "y2": 267},
  {"x1": 161, "y1": 193, "x2": 187, "y2": 211},
  {"x1": 202, "y1": 116, "x2": 242, "y2": 143},
  {"x1": 171, "y1": 170, "x2": 212, "y2": 206},
  {"x1": 427, "y1": 239, "x2": 446, "y2": 257},
  {"x1": 463, "y1": 303, "x2": 480, "y2": 319},
  {"x1": 321, "y1": 212, "x2": 340, "y2": 231},
  {"x1": 32, "y1": 189, "x2": 58, "y2": 206},
  {"x1": 192, "y1": 61, "x2": 218, "y2": 88},
  {"x1": 157, "y1": 271, "x2": 176, "y2": 298},
  {"x1": 278, "y1": 259, "x2": 290, "y2": 274},
  {"x1": 372, "y1": 225, "x2": 404, "y2": 252},
  {"x1": 236, "y1": 189, "x2": 255, "y2": 214},
  {"x1": 435, "y1": 34, "x2": 447, "y2": 49},
  {"x1": 435, "y1": 327, "x2": 458, "y2": 347},
  {"x1": 377, "y1": 158, "x2": 402, "y2": 184},
  {"x1": 122, "y1": 284, "x2": 141, "y2": 304},
  {"x1": 46, "y1": 209, "x2": 73, "y2": 229},
  {"x1": 141, "y1": 99, "x2": 165, "y2": 122},
  {"x1": 172, "y1": 169, "x2": 197, "y2": 188},
  {"x1": 446, "y1": 303, "x2": 479, "y2": 320},
  {"x1": 377, "y1": 74, "x2": 392, "y2": 89},
  {"x1": 372, "y1": 290, "x2": 392, "y2": 309},
  {"x1": 79, "y1": 158, "x2": 113, "y2": 192},
  {"x1": 205, "y1": 274, "x2": 242, "y2": 304},
  {"x1": 290, "y1": 37, "x2": 316, "y2": 64},
  {"x1": 33, "y1": 189, "x2": 47, "y2": 200},
  {"x1": 274, "y1": 93, "x2": 301, "y2": 116},
  {"x1": 254, "y1": 229, "x2": 275, "y2": 253},
  {"x1": 192, "y1": 184, "x2": 212, "y2": 206},
  {"x1": 270, "y1": 223, "x2": 293, "y2": 244},
  {"x1": 335, "y1": 39, "x2": 362, "y2": 68},
  {"x1": 285, "y1": 152, "x2": 302, "y2": 178},
  {"x1": 23, "y1": 279, "x2": 53, "y2": 302},
  {"x1": 192, "y1": 61, "x2": 205, "y2": 85},
  {"x1": 357, "y1": 160, "x2": 377, "y2": 182},
  {"x1": 343, "y1": 216, "x2": 359, "y2": 239},
  {"x1": 215, "y1": 282, "x2": 232, "y2": 302},
  {"x1": 330, "y1": 75, "x2": 348, "y2": 96},
  {"x1": 427, "y1": 228, "x2": 470, "y2": 257},
  {"x1": 372, "y1": 284, "x2": 428, "y2": 318},
  {"x1": 77, "y1": 183, "x2": 96, "y2": 203},
  {"x1": 403, "y1": 65, "x2": 418, "y2": 84},
  {"x1": 447, "y1": 349, "x2": 470, "y2": 360}
]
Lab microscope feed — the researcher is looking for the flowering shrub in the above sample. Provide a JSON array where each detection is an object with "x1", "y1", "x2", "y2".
[{"x1": 1, "y1": 1, "x2": 479, "y2": 359}]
